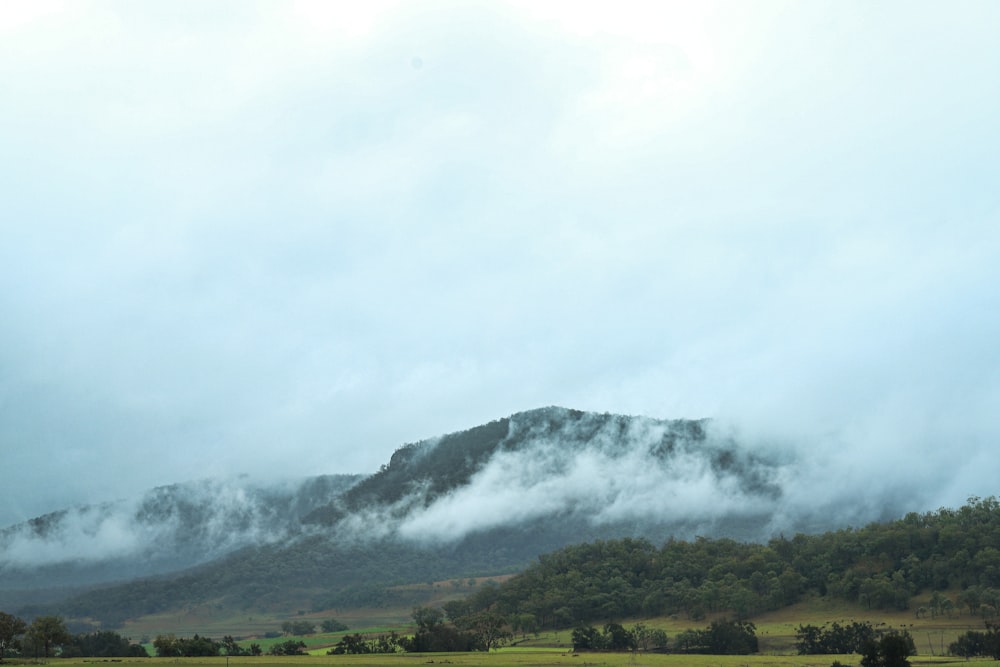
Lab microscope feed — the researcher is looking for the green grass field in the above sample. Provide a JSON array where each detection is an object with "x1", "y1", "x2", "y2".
[
  {"x1": 103, "y1": 582, "x2": 999, "y2": 665},
  {"x1": 8, "y1": 652, "x2": 1000, "y2": 667}
]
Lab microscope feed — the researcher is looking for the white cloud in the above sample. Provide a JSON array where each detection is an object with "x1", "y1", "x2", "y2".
[{"x1": 2, "y1": 0, "x2": 1000, "y2": 528}]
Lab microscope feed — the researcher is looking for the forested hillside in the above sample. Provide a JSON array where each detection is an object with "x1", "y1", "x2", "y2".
[
  {"x1": 11, "y1": 407, "x2": 990, "y2": 632},
  {"x1": 18, "y1": 407, "x2": 788, "y2": 625},
  {"x1": 455, "y1": 496, "x2": 1000, "y2": 627}
]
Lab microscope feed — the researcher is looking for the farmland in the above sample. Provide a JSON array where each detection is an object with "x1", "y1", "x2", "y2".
[{"x1": 9, "y1": 652, "x2": 1000, "y2": 667}]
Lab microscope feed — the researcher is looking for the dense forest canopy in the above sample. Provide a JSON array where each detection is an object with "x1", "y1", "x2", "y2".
[{"x1": 458, "y1": 497, "x2": 1000, "y2": 627}]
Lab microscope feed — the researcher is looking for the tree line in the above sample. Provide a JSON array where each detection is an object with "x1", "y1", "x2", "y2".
[
  {"x1": 451, "y1": 497, "x2": 1000, "y2": 627},
  {"x1": 0, "y1": 613, "x2": 146, "y2": 658}
]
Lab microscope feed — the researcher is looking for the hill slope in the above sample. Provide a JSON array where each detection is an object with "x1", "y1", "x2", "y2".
[
  {"x1": 0, "y1": 475, "x2": 362, "y2": 595},
  {"x1": 5, "y1": 407, "x2": 841, "y2": 624}
]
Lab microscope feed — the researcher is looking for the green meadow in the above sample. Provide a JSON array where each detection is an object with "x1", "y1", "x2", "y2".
[{"x1": 11, "y1": 653, "x2": 1000, "y2": 667}]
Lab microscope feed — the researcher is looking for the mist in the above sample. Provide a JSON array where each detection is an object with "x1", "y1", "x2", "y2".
[
  {"x1": 0, "y1": 475, "x2": 357, "y2": 576},
  {"x1": 1, "y1": 0, "x2": 999, "y2": 538},
  {"x1": 1, "y1": 404, "x2": 996, "y2": 586}
]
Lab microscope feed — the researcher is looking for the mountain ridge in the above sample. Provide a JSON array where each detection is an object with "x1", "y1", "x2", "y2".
[{"x1": 4, "y1": 406, "x2": 797, "y2": 624}]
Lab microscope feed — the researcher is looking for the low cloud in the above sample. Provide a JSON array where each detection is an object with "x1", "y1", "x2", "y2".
[{"x1": 0, "y1": 476, "x2": 355, "y2": 571}]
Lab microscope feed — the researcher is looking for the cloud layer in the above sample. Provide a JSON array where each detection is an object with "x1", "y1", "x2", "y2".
[{"x1": 1, "y1": 1, "x2": 999, "y2": 527}]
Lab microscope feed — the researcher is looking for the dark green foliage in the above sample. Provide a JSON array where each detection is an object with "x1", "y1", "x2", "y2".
[
  {"x1": 268, "y1": 639, "x2": 307, "y2": 655},
  {"x1": 400, "y1": 624, "x2": 481, "y2": 652},
  {"x1": 320, "y1": 618, "x2": 348, "y2": 632},
  {"x1": 0, "y1": 611, "x2": 26, "y2": 660},
  {"x1": 631, "y1": 622, "x2": 668, "y2": 651},
  {"x1": 152, "y1": 633, "x2": 220, "y2": 657},
  {"x1": 571, "y1": 625, "x2": 604, "y2": 651},
  {"x1": 459, "y1": 611, "x2": 512, "y2": 651},
  {"x1": 672, "y1": 620, "x2": 758, "y2": 655},
  {"x1": 24, "y1": 615, "x2": 70, "y2": 658},
  {"x1": 457, "y1": 497, "x2": 1000, "y2": 626},
  {"x1": 603, "y1": 623, "x2": 637, "y2": 651},
  {"x1": 281, "y1": 619, "x2": 315, "y2": 635},
  {"x1": 220, "y1": 635, "x2": 244, "y2": 656},
  {"x1": 949, "y1": 623, "x2": 1000, "y2": 659},
  {"x1": 398, "y1": 606, "x2": 484, "y2": 652},
  {"x1": 328, "y1": 632, "x2": 401, "y2": 654},
  {"x1": 795, "y1": 621, "x2": 879, "y2": 654},
  {"x1": 61, "y1": 630, "x2": 147, "y2": 657},
  {"x1": 706, "y1": 620, "x2": 758, "y2": 654},
  {"x1": 859, "y1": 631, "x2": 915, "y2": 667},
  {"x1": 569, "y1": 623, "x2": 660, "y2": 652}
]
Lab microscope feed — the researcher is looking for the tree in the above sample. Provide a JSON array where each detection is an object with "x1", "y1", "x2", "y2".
[
  {"x1": 631, "y1": 623, "x2": 668, "y2": 651},
  {"x1": 510, "y1": 613, "x2": 538, "y2": 639},
  {"x1": 603, "y1": 623, "x2": 636, "y2": 651},
  {"x1": 281, "y1": 620, "x2": 315, "y2": 635},
  {"x1": 62, "y1": 630, "x2": 148, "y2": 658},
  {"x1": 949, "y1": 623, "x2": 1000, "y2": 660},
  {"x1": 860, "y1": 631, "x2": 916, "y2": 667},
  {"x1": 460, "y1": 612, "x2": 510, "y2": 651},
  {"x1": 221, "y1": 635, "x2": 244, "y2": 656},
  {"x1": 411, "y1": 606, "x2": 445, "y2": 632},
  {"x1": 268, "y1": 639, "x2": 307, "y2": 655},
  {"x1": 320, "y1": 618, "x2": 348, "y2": 633},
  {"x1": 0, "y1": 612, "x2": 26, "y2": 661},
  {"x1": 571, "y1": 626, "x2": 603, "y2": 651},
  {"x1": 704, "y1": 620, "x2": 758, "y2": 654},
  {"x1": 25, "y1": 616, "x2": 71, "y2": 658},
  {"x1": 153, "y1": 634, "x2": 180, "y2": 657}
]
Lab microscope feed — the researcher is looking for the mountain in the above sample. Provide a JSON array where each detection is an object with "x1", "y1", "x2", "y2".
[
  {"x1": 3, "y1": 407, "x2": 812, "y2": 624},
  {"x1": 0, "y1": 475, "x2": 361, "y2": 598}
]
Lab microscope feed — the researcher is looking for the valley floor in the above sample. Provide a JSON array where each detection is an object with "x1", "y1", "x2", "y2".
[{"x1": 12, "y1": 653, "x2": 1000, "y2": 667}]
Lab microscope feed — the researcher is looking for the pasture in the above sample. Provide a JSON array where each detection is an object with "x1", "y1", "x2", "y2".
[{"x1": 14, "y1": 652, "x2": 1000, "y2": 667}]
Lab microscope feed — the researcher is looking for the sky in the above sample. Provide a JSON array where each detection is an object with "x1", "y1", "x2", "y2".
[{"x1": 2, "y1": 0, "x2": 999, "y2": 529}]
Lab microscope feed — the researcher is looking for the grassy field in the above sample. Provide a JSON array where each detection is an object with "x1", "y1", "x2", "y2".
[
  {"x1": 8, "y1": 652, "x2": 1000, "y2": 667},
  {"x1": 107, "y1": 585, "x2": 998, "y2": 663}
]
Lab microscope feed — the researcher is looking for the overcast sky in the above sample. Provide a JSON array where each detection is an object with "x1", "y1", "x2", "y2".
[{"x1": 2, "y1": 0, "x2": 999, "y2": 528}]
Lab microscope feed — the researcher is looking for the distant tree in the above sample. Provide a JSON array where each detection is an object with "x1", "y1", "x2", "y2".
[
  {"x1": 327, "y1": 632, "x2": 402, "y2": 655},
  {"x1": 571, "y1": 626, "x2": 603, "y2": 651},
  {"x1": 795, "y1": 621, "x2": 878, "y2": 655},
  {"x1": 510, "y1": 613, "x2": 539, "y2": 639},
  {"x1": 152, "y1": 633, "x2": 219, "y2": 657},
  {"x1": 25, "y1": 616, "x2": 71, "y2": 658},
  {"x1": 464, "y1": 612, "x2": 511, "y2": 651},
  {"x1": 320, "y1": 618, "x2": 348, "y2": 633},
  {"x1": 411, "y1": 606, "x2": 445, "y2": 632},
  {"x1": 153, "y1": 634, "x2": 180, "y2": 657},
  {"x1": 603, "y1": 623, "x2": 636, "y2": 651},
  {"x1": 268, "y1": 640, "x2": 307, "y2": 655},
  {"x1": 178, "y1": 634, "x2": 220, "y2": 656},
  {"x1": 860, "y1": 631, "x2": 916, "y2": 667},
  {"x1": 949, "y1": 623, "x2": 1000, "y2": 660},
  {"x1": 442, "y1": 599, "x2": 473, "y2": 622},
  {"x1": 674, "y1": 620, "x2": 758, "y2": 655},
  {"x1": 403, "y1": 604, "x2": 483, "y2": 652},
  {"x1": 631, "y1": 623, "x2": 667, "y2": 651},
  {"x1": 328, "y1": 633, "x2": 370, "y2": 654},
  {"x1": 221, "y1": 635, "x2": 244, "y2": 656},
  {"x1": 0, "y1": 612, "x2": 27, "y2": 660},
  {"x1": 281, "y1": 620, "x2": 316, "y2": 635},
  {"x1": 705, "y1": 620, "x2": 758, "y2": 655},
  {"x1": 62, "y1": 630, "x2": 147, "y2": 658}
]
